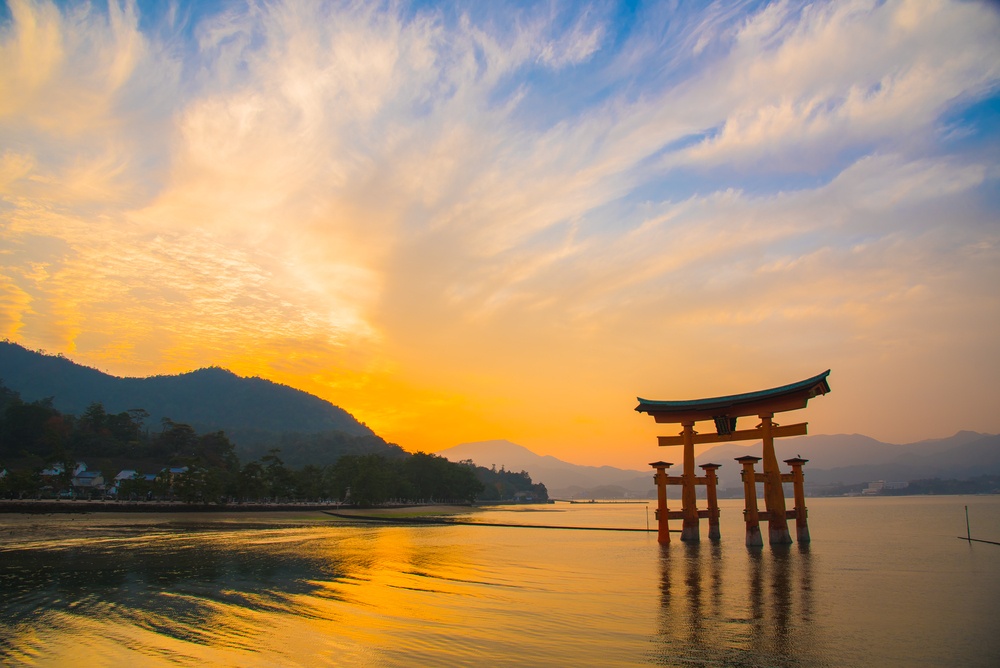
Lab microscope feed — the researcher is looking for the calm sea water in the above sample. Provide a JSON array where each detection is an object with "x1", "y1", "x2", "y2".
[{"x1": 2, "y1": 496, "x2": 999, "y2": 667}]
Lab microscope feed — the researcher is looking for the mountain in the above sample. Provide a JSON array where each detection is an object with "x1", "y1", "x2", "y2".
[
  {"x1": 696, "y1": 431, "x2": 1000, "y2": 490},
  {"x1": 439, "y1": 432, "x2": 1000, "y2": 499},
  {"x1": 0, "y1": 341, "x2": 399, "y2": 466},
  {"x1": 7, "y1": 342, "x2": 996, "y2": 483},
  {"x1": 437, "y1": 440, "x2": 651, "y2": 498}
]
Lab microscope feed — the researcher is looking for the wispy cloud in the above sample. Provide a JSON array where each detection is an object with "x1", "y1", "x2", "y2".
[
  {"x1": 1, "y1": 0, "x2": 997, "y2": 466},
  {"x1": 667, "y1": 0, "x2": 1000, "y2": 170}
]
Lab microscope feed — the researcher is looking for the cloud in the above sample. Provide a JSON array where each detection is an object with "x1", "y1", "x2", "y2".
[
  {"x1": 535, "y1": 8, "x2": 604, "y2": 69},
  {"x1": 0, "y1": 0, "x2": 998, "y2": 463},
  {"x1": 670, "y1": 0, "x2": 1000, "y2": 170}
]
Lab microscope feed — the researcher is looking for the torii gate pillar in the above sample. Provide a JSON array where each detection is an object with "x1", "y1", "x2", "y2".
[
  {"x1": 650, "y1": 461, "x2": 673, "y2": 544},
  {"x1": 760, "y1": 414, "x2": 791, "y2": 544},
  {"x1": 680, "y1": 422, "x2": 699, "y2": 542},
  {"x1": 736, "y1": 455, "x2": 764, "y2": 546},
  {"x1": 784, "y1": 457, "x2": 810, "y2": 542},
  {"x1": 700, "y1": 463, "x2": 722, "y2": 540}
]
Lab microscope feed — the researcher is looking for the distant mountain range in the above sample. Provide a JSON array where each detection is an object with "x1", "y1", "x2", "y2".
[
  {"x1": 435, "y1": 441, "x2": 653, "y2": 498},
  {"x1": 438, "y1": 440, "x2": 654, "y2": 498},
  {"x1": 5, "y1": 341, "x2": 998, "y2": 487},
  {"x1": 439, "y1": 431, "x2": 1000, "y2": 498},
  {"x1": 0, "y1": 342, "x2": 400, "y2": 466},
  {"x1": 695, "y1": 431, "x2": 1000, "y2": 490}
]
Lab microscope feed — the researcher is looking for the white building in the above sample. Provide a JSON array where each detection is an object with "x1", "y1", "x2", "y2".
[{"x1": 862, "y1": 480, "x2": 909, "y2": 495}]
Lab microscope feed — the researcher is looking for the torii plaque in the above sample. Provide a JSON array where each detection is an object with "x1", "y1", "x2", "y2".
[{"x1": 636, "y1": 370, "x2": 830, "y2": 545}]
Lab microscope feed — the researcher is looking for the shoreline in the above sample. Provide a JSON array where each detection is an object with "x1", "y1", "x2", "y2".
[
  {"x1": 0, "y1": 499, "x2": 369, "y2": 514},
  {"x1": 5, "y1": 492, "x2": 994, "y2": 515}
]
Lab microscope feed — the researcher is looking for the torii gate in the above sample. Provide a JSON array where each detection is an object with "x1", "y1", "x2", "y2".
[{"x1": 636, "y1": 370, "x2": 830, "y2": 546}]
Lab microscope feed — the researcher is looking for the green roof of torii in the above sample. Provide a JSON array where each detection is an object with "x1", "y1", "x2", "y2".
[{"x1": 635, "y1": 370, "x2": 831, "y2": 422}]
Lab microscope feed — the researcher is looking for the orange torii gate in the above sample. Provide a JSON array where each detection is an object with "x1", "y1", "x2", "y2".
[{"x1": 636, "y1": 371, "x2": 831, "y2": 546}]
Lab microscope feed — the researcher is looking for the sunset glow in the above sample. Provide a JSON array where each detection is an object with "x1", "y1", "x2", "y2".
[{"x1": 2, "y1": 0, "x2": 998, "y2": 468}]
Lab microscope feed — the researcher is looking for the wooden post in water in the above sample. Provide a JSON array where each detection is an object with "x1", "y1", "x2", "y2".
[
  {"x1": 737, "y1": 455, "x2": 764, "y2": 547},
  {"x1": 760, "y1": 414, "x2": 791, "y2": 544},
  {"x1": 650, "y1": 461, "x2": 673, "y2": 544},
  {"x1": 680, "y1": 422, "x2": 700, "y2": 542},
  {"x1": 700, "y1": 463, "x2": 722, "y2": 541},
  {"x1": 784, "y1": 457, "x2": 810, "y2": 543}
]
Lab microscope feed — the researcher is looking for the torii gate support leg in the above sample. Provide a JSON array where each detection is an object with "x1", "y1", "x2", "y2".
[
  {"x1": 651, "y1": 462, "x2": 671, "y2": 544},
  {"x1": 738, "y1": 456, "x2": 763, "y2": 547},
  {"x1": 760, "y1": 414, "x2": 791, "y2": 544},
  {"x1": 786, "y1": 459, "x2": 810, "y2": 543},
  {"x1": 701, "y1": 463, "x2": 721, "y2": 541},
  {"x1": 680, "y1": 422, "x2": 700, "y2": 542}
]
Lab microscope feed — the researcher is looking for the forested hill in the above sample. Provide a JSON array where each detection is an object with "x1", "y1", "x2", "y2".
[{"x1": 0, "y1": 342, "x2": 387, "y2": 466}]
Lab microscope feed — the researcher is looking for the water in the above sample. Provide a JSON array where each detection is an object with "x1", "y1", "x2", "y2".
[{"x1": 2, "y1": 496, "x2": 999, "y2": 666}]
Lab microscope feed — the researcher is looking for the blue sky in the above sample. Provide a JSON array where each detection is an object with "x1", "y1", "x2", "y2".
[{"x1": 1, "y1": 0, "x2": 998, "y2": 467}]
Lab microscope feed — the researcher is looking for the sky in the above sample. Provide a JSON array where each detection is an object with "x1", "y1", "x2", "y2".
[{"x1": 1, "y1": 0, "x2": 998, "y2": 469}]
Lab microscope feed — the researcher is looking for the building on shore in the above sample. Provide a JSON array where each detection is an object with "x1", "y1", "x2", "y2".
[{"x1": 862, "y1": 480, "x2": 909, "y2": 495}]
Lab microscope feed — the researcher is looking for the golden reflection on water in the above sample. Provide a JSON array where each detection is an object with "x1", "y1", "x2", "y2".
[
  {"x1": 2, "y1": 499, "x2": 1000, "y2": 667},
  {"x1": 1, "y1": 517, "x2": 556, "y2": 665},
  {"x1": 1, "y1": 518, "x2": 353, "y2": 665},
  {"x1": 651, "y1": 540, "x2": 826, "y2": 667}
]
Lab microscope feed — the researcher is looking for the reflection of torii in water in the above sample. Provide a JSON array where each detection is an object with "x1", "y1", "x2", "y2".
[{"x1": 636, "y1": 370, "x2": 831, "y2": 546}]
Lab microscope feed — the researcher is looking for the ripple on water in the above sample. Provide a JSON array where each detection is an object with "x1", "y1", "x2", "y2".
[{"x1": 2, "y1": 501, "x2": 1000, "y2": 666}]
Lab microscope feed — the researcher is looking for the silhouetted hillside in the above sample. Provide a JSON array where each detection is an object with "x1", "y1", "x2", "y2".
[
  {"x1": 0, "y1": 341, "x2": 397, "y2": 467},
  {"x1": 439, "y1": 433, "x2": 1000, "y2": 499},
  {"x1": 437, "y1": 440, "x2": 649, "y2": 497},
  {"x1": 696, "y1": 431, "x2": 1000, "y2": 490}
]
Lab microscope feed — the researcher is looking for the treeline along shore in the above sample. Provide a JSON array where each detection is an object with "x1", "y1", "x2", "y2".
[
  {"x1": 0, "y1": 378, "x2": 547, "y2": 508},
  {"x1": 0, "y1": 499, "x2": 358, "y2": 514}
]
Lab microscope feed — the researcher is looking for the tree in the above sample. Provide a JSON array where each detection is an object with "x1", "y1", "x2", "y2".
[
  {"x1": 235, "y1": 461, "x2": 268, "y2": 501},
  {"x1": 330, "y1": 454, "x2": 392, "y2": 506},
  {"x1": 127, "y1": 408, "x2": 150, "y2": 434},
  {"x1": 294, "y1": 464, "x2": 326, "y2": 501},
  {"x1": 403, "y1": 452, "x2": 482, "y2": 502},
  {"x1": 52, "y1": 457, "x2": 76, "y2": 498},
  {"x1": 448, "y1": 459, "x2": 485, "y2": 503},
  {"x1": 117, "y1": 472, "x2": 151, "y2": 501},
  {"x1": 193, "y1": 431, "x2": 239, "y2": 472},
  {"x1": 157, "y1": 420, "x2": 198, "y2": 457},
  {"x1": 261, "y1": 449, "x2": 294, "y2": 499},
  {"x1": 1, "y1": 398, "x2": 61, "y2": 459},
  {"x1": 2, "y1": 468, "x2": 40, "y2": 499},
  {"x1": 80, "y1": 402, "x2": 109, "y2": 434},
  {"x1": 473, "y1": 465, "x2": 547, "y2": 502},
  {"x1": 174, "y1": 465, "x2": 226, "y2": 504}
]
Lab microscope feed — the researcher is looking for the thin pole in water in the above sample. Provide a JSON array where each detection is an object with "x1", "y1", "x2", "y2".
[
  {"x1": 957, "y1": 505, "x2": 1000, "y2": 545},
  {"x1": 646, "y1": 506, "x2": 649, "y2": 532}
]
